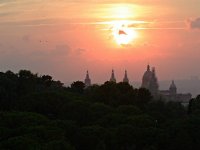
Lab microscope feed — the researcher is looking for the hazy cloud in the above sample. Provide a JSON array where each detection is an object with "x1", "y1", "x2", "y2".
[
  {"x1": 0, "y1": 0, "x2": 16, "y2": 4},
  {"x1": 31, "y1": 44, "x2": 71, "y2": 58},
  {"x1": 54, "y1": 44, "x2": 71, "y2": 56},
  {"x1": 188, "y1": 18, "x2": 200, "y2": 30},
  {"x1": 0, "y1": 12, "x2": 16, "y2": 17},
  {"x1": 75, "y1": 48, "x2": 86, "y2": 55},
  {"x1": 22, "y1": 35, "x2": 31, "y2": 43}
]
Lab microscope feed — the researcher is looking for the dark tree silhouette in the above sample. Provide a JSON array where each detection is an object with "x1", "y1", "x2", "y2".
[
  {"x1": 71, "y1": 81, "x2": 85, "y2": 93},
  {"x1": 0, "y1": 69, "x2": 198, "y2": 150}
]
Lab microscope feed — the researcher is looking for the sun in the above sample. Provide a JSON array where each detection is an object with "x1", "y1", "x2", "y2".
[{"x1": 112, "y1": 20, "x2": 138, "y2": 45}]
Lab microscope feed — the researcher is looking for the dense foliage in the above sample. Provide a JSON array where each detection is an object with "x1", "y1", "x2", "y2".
[{"x1": 0, "y1": 70, "x2": 199, "y2": 150}]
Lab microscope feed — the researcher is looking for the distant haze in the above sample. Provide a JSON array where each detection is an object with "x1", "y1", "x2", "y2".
[
  {"x1": 65, "y1": 77, "x2": 200, "y2": 98},
  {"x1": 0, "y1": 0, "x2": 200, "y2": 89},
  {"x1": 131, "y1": 79, "x2": 200, "y2": 98}
]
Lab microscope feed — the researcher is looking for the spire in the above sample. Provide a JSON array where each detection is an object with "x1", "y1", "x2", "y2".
[
  {"x1": 172, "y1": 80, "x2": 175, "y2": 85},
  {"x1": 84, "y1": 70, "x2": 91, "y2": 87},
  {"x1": 123, "y1": 70, "x2": 129, "y2": 83},
  {"x1": 86, "y1": 70, "x2": 89, "y2": 79},
  {"x1": 147, "y1": 64, "x2": 150, "y2": 71},
  {"x1": 110, "y1": 69, "x2": 116, "y2": 82}
]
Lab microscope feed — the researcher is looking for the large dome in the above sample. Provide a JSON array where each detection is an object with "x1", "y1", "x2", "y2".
[
  {"x1": 142, "y1": 65, "x2": 153, "y2": 88},
  {"x1": 142, "y1": 70, "x2": 153, "y2": 81}
]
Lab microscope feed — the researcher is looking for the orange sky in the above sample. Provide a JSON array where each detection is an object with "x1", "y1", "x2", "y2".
[{"x1": 0, "y1": 0, "x2": 200, "y2": 84}]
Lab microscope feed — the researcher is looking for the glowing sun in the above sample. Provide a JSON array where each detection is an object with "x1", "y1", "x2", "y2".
[{"x1": 112, "y1": 20, "x2": 138, "y2": 45}]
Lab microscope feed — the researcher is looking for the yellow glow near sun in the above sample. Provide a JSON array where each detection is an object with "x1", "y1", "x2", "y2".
[
  {"x1": 112, "y1": 20, "x2": 138, "y2": 45},
  {"x1": 114, "y1": 6, "x2": 132, "y2": 19},
  {"x1": 108, "y1": 5, "x2": 138, "y2": 45},
  {"x1": 110, "y1": 5, "x2": 135, "y2": 19}
]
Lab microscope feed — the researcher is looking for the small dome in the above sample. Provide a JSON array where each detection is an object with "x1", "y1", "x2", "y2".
[{"x1": 169, "y1": 80, "x2": 176, "y2": 89}]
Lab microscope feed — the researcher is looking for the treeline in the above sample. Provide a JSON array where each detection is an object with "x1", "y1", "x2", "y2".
[{"x1": 0, "y1": 70, "x2": 200, "y2": 150}]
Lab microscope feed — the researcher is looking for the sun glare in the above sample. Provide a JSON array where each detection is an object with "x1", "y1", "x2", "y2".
[
  {"x1": 112, "y1": 20, "x2": 138, "y2": 45},
  {"x1": 108, "y1": 5, "x2": 138, "y2": 45}
]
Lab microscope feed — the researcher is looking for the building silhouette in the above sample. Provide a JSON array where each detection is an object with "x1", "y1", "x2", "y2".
[
  {"x1": 84, "y1": 70, "x2": 91, "y2": 87},
  {"x1": 169, "y1": 80, "x2": 177, "y2": 95},
  {"x1": 123, "y1": 70, "x2": 129, "y2": 83},
  {"x1": 141, "y1": 65, "x2": 159, "y2": 96},
  {"x1": 83, "y1": 65, "x2": 191, "y2": 104},
  {"x1": 160, "y1": 80, "x2": 191, "y2": 105},
  {"x1": 110, "y1": 69, "x2": 116, "y2": 82},
  {"x1": 141, "y1": 64, "x2": 191, "y2": 104}
]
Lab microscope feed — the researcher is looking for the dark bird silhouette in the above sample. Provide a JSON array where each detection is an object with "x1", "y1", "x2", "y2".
[{"x1": 119, "y1": 30, "x2": 127, "y2": 35}]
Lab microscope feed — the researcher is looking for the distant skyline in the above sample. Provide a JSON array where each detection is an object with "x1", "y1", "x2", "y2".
[{"x1": 0, "y1": 0, "x2": 200, "y2": 83}]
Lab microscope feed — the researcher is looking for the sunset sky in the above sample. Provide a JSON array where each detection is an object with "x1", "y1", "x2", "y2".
[{"x1": 0, "y1": 0, "x2": 200, "y2": 84}]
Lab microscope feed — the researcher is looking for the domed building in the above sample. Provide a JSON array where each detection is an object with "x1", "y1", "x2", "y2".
[
  {"x1": 160, "y1": 80, "x2": 191, "y2": 105},
  {"x1": 141, "y1": 65, "x2": 192, "y2": 105},
  {"x1": 141, "y1": 65, "x2": 152, "y2": 88},
  {"x1": 141, "y1": 65, "x2": 159, "y2": 96},
  {"x1": 141, "y1": 65, "x2": 192, "y2": 104},
  {"x1": 169, "y1": 80, "x2": 177, "y2": 95},
  {"x1": 83, "y1": 65, "x2": 192, "y2": 105}
]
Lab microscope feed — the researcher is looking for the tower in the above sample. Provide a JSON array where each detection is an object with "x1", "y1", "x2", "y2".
[
  {"x1": 123, "y1": 70, "x2": 129, "y2": 83},
  {"x1": 169, "y1": 80, "x2": 177, "y2": 95},
  {"x1": 110, "y1": 69, "x2": 116, "y2": 82},
  {"x1": 84, "y1": 70, "x2": 91, "y2": 87},
  {"x1": 149, "y1": 67, "x2": 159, "y2": 96}
]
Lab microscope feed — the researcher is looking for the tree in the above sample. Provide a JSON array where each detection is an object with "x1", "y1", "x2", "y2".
[
  {"x1": 74, "y1": 126, "x2": 106, "y2": 150},
  {"x1": 41, "y1": 75, "x2": 53, "y2": 87},
  {"x1": 188, "y1": 95, "x2": 200, "y2": 115},
  {"x1": 135, "y1": 88, "x2": 152, "y2": 107},
  {"x1": 71, "y1": 81, "x2": 85, "y2": 93}
]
